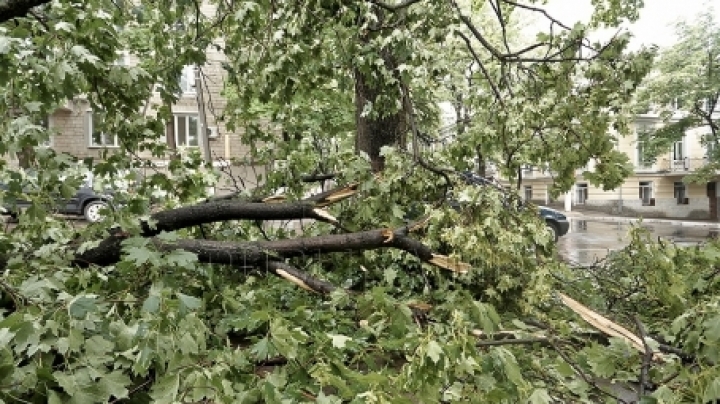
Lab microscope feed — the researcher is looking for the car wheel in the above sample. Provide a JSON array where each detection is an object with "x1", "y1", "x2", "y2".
[
  {"x1": 546, "y1": 221, "x2": 559, "y2": 242},
  {"x1": 83, "y1": 200, "x2": 109, "y2": 223}
]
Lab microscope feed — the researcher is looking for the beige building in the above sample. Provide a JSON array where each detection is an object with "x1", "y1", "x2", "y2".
[
  {"x1": 519, "y1": 111, "x2": 720, "y2": 219},
  {"x1": 27, "y1": 4, "x2": 264, "y2": 192}
]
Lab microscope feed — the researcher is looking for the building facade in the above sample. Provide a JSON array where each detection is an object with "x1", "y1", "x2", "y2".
[
  {"x1": 519, "y1": 112, "x2": 720, "y2": 219},
  {"x1": 16, "y1": 3, "x2": 265, "y2": 193}
]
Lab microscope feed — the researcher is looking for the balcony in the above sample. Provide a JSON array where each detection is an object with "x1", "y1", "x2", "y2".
[
  {"x1": 521, "y1": 166, "x2": 553, "y2": 179},
  {"x1": 635, "y1": 157, "x2": 711, "y2": 174}
]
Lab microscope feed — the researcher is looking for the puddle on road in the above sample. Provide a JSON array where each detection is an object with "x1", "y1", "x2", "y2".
[{"x1": 559, "y1": 219, "x2": 714, "y2": 266}]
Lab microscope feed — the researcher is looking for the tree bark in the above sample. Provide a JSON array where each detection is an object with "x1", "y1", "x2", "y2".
[
  {"x1": 354, "y1": 23, "x2": 407, "y2": 172},
  {"x1": 1, "y1": 184, "x2": 470, "y2": 280}
]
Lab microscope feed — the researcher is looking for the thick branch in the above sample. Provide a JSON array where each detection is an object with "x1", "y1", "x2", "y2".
[
  {"x1": 72, "y1": 225, "x2": 470, "y2": 275},
  {"x1": 145, "y1": 200, "x2": 336, "y2": 236},
  {"x1": 0, "y1": 0, "x2": 50, "y2": 23},
  {"x1": 168, "y1": 226, "x2": 468, "y2": 272}
]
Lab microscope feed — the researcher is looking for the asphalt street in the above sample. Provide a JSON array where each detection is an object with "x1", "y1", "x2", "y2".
[{"x1": 557, "y1": 219, "x2": 717, "y2": 265}]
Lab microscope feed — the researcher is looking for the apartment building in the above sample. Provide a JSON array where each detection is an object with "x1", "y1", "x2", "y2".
[
  {"x1": 519, "y1": 111, "x2": 720, "y2": 220},
  {"x1": 23, "y1": 5, "x2": 264, "y2": 192}
]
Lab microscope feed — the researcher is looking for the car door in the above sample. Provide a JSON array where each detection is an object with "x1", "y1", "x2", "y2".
[{"x1": 58, "y1": 173, "x2": 94, "y2": 215}]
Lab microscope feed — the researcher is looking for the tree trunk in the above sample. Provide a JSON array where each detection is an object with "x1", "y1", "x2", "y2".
[{"x1": 354, "y1": 45, "x2": 407, "y2": 172}]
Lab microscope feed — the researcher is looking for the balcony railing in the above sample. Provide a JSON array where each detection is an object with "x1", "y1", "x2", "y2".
[
  {"x1": 521, "y1": 166, "x2": 554, "y2": 179},
  {"x1": 655, "y1": 157, "x2": 709, "y2": 172},
  {"x1": 635, "y1": 157, "x2": 711, "y2": 173}
]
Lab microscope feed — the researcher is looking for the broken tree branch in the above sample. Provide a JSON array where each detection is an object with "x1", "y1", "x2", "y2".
[{"x1": 64, "y1": 220, "x2": 470, "y2": 277}]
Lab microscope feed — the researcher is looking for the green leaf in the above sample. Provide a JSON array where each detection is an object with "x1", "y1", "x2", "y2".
[
  {"x1": 317, "y1": 391, "x2": 343, "y2": 404},
  {"x1": 166, "y1": 249, "x2": 198, "y2": 269},
  {"x1": 426, "y1": 340, "x2": 443, "y2": 364},
  {"x1": 97, "y1": 371, "x2": 131, "y2": 401},
  {"x1": 704, "y1": 315, "x2": 720, "y2": 342},
  {"x1": 328, "y1": 334, "x2": 352, "y2": 349},
  {"x1": 0, "y1": 328, "x2": 15, "y2": 346},
  {"x1": 84, "y1": 335, "x2": 114, "y2": 355},
  {"x1": 703, "y1": 378, "x2": 720, "y2": 403},
  {"x1": 177, "y1": 292, "x2": 202, "y2": 311},
  {"x1": 150, "y1": 373, "x2": 180, "y2": 404},
  {"x1": 125, "y1": 246, "x2": 154, "y2": 265},
  {"x1": 142, "y1": 295, "x2": 161, "y2": 313},
  {"x1": 0, "y1": 36, "x2": 10, "y2": 54},
  {"x1": 528, "y1": 388, "x2": 552, "y2": 404},
  {"x1": 68, "y1": 295, "x2": 98, "y2": 319},
  {"x1": 251, "y1": 336, "x2": 276, "y2": 360},
  {"x1": 383, "y1": 267, "x2": 397, "y2": 285}
]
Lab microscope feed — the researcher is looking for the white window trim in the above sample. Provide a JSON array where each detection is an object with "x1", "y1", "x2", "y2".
[
  {"x1": 88, "y1": 111, "x2": 119, "y2": 148},
  {"x1": 173, "y1": 113, "x2": 200, "y2": 148}
]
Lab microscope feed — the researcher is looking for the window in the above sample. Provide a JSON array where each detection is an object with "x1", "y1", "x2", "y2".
[
  {"x1": 672, "y1": 140, "x2": 684, "y2": 161},
  {"x1": 672, "y1": 97, "x2": 685, "y2": 111},
  {"x1": 705, "y1": 135, "x2": 717, "y2": 160},
  {"x1": 88, "y1": 111, "x2": 118, "y2": 147},
  {"x1": 674, "y1": 181, "x2": 688, "y2": 205},
  {"x1": 154, "y1": 65, "x2": 196, "y2": 95},
  {"x1": 639, "y1": 181, "x2": 653, "y2": 206},
  {"x1": 672, "y1": 139, "x2": 687, "y2": 170},
  {"x1": 637, "y1": 141, "x2": 653, "y2": 168},
  {"x1": 179, "y1": 65, "x2": 196, "y2": 94},
  {"x1": 524, "y1": 185, "x2": 532, "y2": 201},
  {"x1": 575, "y1": 183, "x2": 588, "y2": 204},
  {"x1": 172, "y1": 114, "x2": 199, "y2": 147}
]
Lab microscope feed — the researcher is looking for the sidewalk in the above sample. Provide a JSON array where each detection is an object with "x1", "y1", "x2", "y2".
[{"x1": 562, "y1": 208, "x2": 720, "y2": 228}]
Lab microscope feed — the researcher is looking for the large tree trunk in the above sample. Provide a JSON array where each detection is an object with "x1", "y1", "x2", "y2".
[{"x1": 354, "y1": 45, "x2": 407, "y2": 172}]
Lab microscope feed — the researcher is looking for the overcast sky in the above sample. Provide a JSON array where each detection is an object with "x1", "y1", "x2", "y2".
[{"x1": 523, "y1": 0, "x2": 719, "y2": 50}]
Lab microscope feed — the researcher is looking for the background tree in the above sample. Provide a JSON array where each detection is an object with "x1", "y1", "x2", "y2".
[{"x1": 636, "y1": 6, "x2": 720, "y2": 183}]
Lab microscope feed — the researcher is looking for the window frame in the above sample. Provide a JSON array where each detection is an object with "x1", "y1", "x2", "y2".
[
  {"x1": 575, "y1": 183, "x2": 588, "y2": 205},
  {"x1": 179, "y1": 65, "x2": 197, "y2": 95},
  {"x1": 639, "y1": 181, "x2": 653, "y2": 206},
  {"x1": 88, "y1": 111, "x2": 119, "y2": 148},
  {"x1": 172, "y1": 113, "x2": 200, "y2": 148},
  {"x1": 524, "y1": 185, "x2": 532, "y2": 201},
  {"x1": 674, "y1": 181, "x2": 688, "y2": 205}
]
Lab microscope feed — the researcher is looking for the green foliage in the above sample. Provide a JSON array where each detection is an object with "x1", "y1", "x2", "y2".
[
  {"x1": 1, "y1": 0, "x2": 716, "y2": 402},
  {"x1": 636, "y1": 6, "x2": 720, "y2": 183}
]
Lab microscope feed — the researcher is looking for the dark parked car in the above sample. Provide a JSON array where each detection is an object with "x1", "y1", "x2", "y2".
[
  {"x1": 0, "y1": 172, "x2": 115, "y2": 223},
  {"x1": 456, "y1": 171, "x2": 569, "y2": 241},
  {"x1": 538, "y1": 206, "x2": 570, "y2": 241}
]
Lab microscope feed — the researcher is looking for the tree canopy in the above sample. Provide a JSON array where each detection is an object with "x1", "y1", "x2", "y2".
[
  {"x1": 4, "y1": 0, "x2": 720, "y2": 403},
  {"x1": 636, "y1": 6, "x2": 720, "y2": 183}
]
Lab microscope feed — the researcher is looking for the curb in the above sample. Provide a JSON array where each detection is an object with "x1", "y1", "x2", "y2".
[{"x1": 568, "y1": 216, "x2": 720, "y2": 229}]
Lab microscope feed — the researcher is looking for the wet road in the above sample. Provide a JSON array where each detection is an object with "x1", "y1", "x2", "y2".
[{"x1": 557, "y1": 219, "x2": 718, "y2": 265}]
